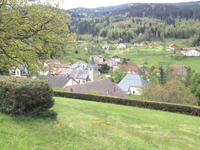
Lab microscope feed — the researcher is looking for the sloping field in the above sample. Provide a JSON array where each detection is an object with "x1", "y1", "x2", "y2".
[{"x1": 0, "y1": 97, "x2": 200, "y2": 149}]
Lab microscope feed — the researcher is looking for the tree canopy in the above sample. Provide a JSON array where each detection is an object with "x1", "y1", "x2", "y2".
[{"x1": 0, "y1": 0, "x2": 76, "y2": 73}]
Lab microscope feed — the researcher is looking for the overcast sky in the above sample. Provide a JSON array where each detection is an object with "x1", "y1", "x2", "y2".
[{"x1": 58, "y1": 0, "x2": 197, "y2": 10}]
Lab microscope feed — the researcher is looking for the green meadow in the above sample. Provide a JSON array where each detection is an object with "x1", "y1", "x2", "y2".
[{"x1": 1, "y1": 97, "x2": 200, "y2": 149}]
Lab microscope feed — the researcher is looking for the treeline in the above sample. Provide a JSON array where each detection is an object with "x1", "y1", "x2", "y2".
[
  {"x1": 70, "y1": 17, "x2": 200, "y2": 46},
  {"x1": 68, "y1": 2, "x2": 200, "y2": 20}
]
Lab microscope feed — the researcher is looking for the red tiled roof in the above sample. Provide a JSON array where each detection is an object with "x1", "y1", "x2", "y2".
[
  {"x1": 141, "y1": 41, "x2": 146, "y2": 44},
  {"x1": 90, "y1": 55, "x2": 102, "y2": 58},
  {"x1": 137, "y1": 65, "x2": 144, "y2": 68},
  {"x1": 124, "y1": 64, "x2": 138, "y2": 72},
  {"x1": 169, "y1": 65, "x2": 186, "y2": 70},
  {"x1": 181, "y1": 47, "x2": 196, "y2": 50},
  {"x1": 183, "y1": 49, "x2": 200, "y2": 53},
  {"x1": 55, "y1": 63, "x2": 71, "y2": 68},
  {"x1": 97, "y1": 62, "x2": 104, "y2": 65},
  {"x1": 149, "y1": 43, "x2": 154, "y2": 47},
  {"x1": 169, "y1": 44, "x2": 178, "y2": 48}
]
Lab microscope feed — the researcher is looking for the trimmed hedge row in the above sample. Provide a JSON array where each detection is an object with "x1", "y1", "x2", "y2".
[
  {"x1": 54, "y1": 91, "x2": 200, "y2": 116},
  {"x1": 0, "y1": 76, "x2": 57, "y2": 118}
]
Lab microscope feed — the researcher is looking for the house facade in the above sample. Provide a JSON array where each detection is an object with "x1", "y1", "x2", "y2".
[
  {"x1": 89, "y1": 55, "x2": 102, "y2": 62},
  {"x1": 149, "y1": 43, "x2": 154, "y2": 48},
  {"x1": 110, "y1": 55, "x2": 120, "y2": 62},
  {"x1": 10, "y1": 66, "x2": 27, "y2": 77},
  {"x1": 169, "y1": 65, "x2": 187, "y2": 76},
  {"x1": 102, "y1": 44, "x2": 109, "y2": 49},
  {"x1": 124, "y1": 64, "x2": 139, "y2": 74},
  {"x1": 141, "y1": 41, "x2": 147, "y2": 45},
  {"x1": 104, "y1": 59, "x2": 118, "y2": 67},
  {"x1": 134, "y1": 43, "x2": 139, "y2": 46},
  {"x1": 53, "y1": 63, "x2": 71, "y2": 74},
  {"x1": 181, "y1": 49, "x2": 200, "y2": 56},
  {"x1": 169, "y1": 44, "x2": 178, "y2": 50}
]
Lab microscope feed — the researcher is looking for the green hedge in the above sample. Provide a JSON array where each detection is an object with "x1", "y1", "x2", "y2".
[
  {"x1": 0, "y1": 76, "x2": 57, "y2": 119},
  {"x1": 54, "y1": 91, "x2": 200, "y2": 116}
]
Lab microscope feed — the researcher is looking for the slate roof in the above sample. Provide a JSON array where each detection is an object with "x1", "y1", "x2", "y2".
[
  {"x1": 117, "y1": 74, "x2": 148, "y2": 92},
  {"x1": 59, "y1": 69, "x2": 89, "y2": 79},
  {"x1": 67, "y1": 78, "x2": 127, "y2": 98},
  {"x1": 44, "y1": 76, "x2": 74, "y2": 88},
  {"x1": 88, "y1": 57, "x2": 98, "y2": 68}
]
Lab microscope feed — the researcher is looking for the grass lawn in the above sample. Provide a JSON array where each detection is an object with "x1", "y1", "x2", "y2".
[{"x1": 1, "y1": 97, "x2": 200, "y2": 149}]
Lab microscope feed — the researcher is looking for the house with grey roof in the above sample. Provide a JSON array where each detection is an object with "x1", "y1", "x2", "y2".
[
  {"x1": 67, "y1": 78, "x2": 127, "y2": 98},
  {"x1": 117, "y1": 74, "x2": 148, "y2": 95},
  {"x1": 59, "y1": 57, "x2": 99, "y2": 85},
  {"x1": 59, "y1": 69, "x2": 90, "y2": 84},
  {"x1": 44, "y1": 76, "x2": 79, "y2": 88}
]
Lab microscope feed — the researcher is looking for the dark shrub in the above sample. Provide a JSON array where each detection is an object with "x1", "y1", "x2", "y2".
[{"x1": 0, "y1": 76, "x2": 57, "y2": 119}]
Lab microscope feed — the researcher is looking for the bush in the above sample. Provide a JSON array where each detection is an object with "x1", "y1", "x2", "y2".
[
  {"x1": 54, "y1": 91, "x2": 200, "y2": 117},
  {"x1": 0, "y1": 76, "x2": 57, "y2": 119},
  {"x1": 141, "y1": 80, "x2": 198, "y2": 106}
]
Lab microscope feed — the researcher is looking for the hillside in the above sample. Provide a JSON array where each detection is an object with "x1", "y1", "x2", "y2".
[
  {"x1": 67, "y1": 2, "x2": 200, "y2": 46},
  {"x1": 1, "y1": 97, "x2": 200, "y2": 149}
]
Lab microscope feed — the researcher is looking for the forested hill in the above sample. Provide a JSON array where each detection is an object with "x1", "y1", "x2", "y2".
[
  {"x1": 67, "y1": 1, "x2": 200, "y2": 46},
  {"x1": 68, "y1": 1, "x2": 200, "y2": 20},
  {"x1": 68, "y1": 3, "x2": 129, "y2": 13}
]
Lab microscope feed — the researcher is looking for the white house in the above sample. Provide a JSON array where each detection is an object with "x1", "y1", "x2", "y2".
[
  {"x1": 72, "y1": 60, "x2": 87, "y2": 70},
  {"x1": 181, "y1": 49, "x2": 200, "y2": 56},
  {"x1": 110, "y1": 55, "x2": 120, "y2": 62},
  {"x1": 104, "y1": 58, "x2": 118, "y2": 67},
  {"x1": 117, "y1": 74, "x2": 148, "y2": 95},
  {"x1": 169, "y1": 44, "x2": 178, "y2": 50},
  {"x1": 102, "y1": 44, "x2": 109, "y2": 49},
  {"x1": 89, "y1": 55, "x2": 102, "y2": 62},
  {"x1": 117, "y1": 44, "x2": 126, "y2": 49},
  {"x1": 134, "y1": 43, "x2": 139, "y2": 46}
]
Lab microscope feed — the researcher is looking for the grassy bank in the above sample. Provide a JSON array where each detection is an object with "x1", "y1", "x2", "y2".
[{"x1": 1, "y1": 97, "x2": 200, "y2": 149}]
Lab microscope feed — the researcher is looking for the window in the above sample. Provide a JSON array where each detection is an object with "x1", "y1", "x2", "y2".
[
  {"x1": 79, "y1": 80, "x2": 80, "y2": 83},
  {"x1": 90, "y1": 68, "x2": 92, "y2": 71},
  {"x1": 83, "y1": 81, "x2": 85, "y2": 83},
  {"x1": 132, "y1": 91, "x2": 135, "y2": 94}
]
